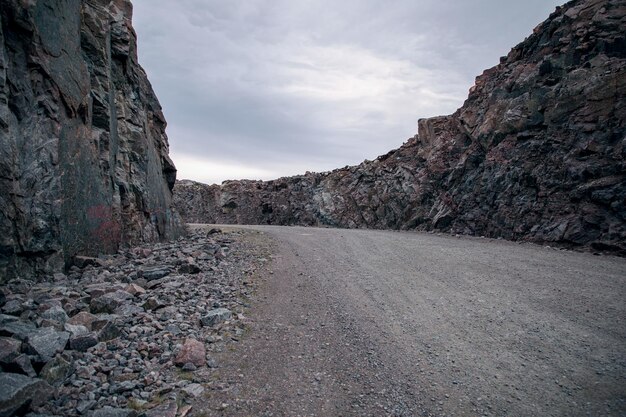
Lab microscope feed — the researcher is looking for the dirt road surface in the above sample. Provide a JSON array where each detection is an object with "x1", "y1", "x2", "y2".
[{"x1": 192, "y1": 225, "x2": 626, "y2": 417}]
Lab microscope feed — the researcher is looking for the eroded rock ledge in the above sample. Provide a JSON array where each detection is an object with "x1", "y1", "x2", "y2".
[
  {"x1": 174, "y1": 0, "x2": 626, "y2": 254},
  {"x1": 0, "y1": 0, "x2": 183, "y2": 281}
]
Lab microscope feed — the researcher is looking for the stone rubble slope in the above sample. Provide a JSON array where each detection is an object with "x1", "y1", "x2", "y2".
[
  {"x1": 174, "y1": 0, "x2": 626, "y2": 255},
  {"x1": 0, "y1": 228, "x2": 270, "y2": 417},
  {"x1": 0, "y1": 0, "x2": 183, "y2": 282}
]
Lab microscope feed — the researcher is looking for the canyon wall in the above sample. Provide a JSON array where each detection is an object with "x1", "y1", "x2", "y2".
[
  {"x1": 0, "y1": 0, "x2": 184, "y2": 281},
  {"x1": 175, "y1": 0, "x2": 626, "y2": 254}
]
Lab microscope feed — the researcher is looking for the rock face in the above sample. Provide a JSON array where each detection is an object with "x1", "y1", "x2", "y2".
[
  {"x1": 0, "y1": 372, "x2": 53, "y2": 417},
  {"x1": 0, "y1": 0, "x2": 183, "y2": 281},
  {"x1": 174, "y1": 0, "x2": 626, "y2": 254}
]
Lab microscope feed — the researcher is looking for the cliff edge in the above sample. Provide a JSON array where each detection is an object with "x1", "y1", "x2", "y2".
[
  {"x1": 0, "y1": 0, "x2": 184, "y2": 281},
  {"x1": 174, "y1": 0, "x2": 626, "y2": 254}
]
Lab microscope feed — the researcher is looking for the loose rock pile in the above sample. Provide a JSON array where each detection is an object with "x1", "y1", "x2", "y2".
[{"x1": 0, "y1": 228, "x2": 268, "y2": 417}]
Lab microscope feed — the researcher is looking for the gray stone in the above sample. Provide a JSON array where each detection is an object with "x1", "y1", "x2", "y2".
[
  {"x1": 97, "y1": 321, "x2": 121, "y2": 342},
  {"x1": 38, "y1": 320, "x2": 64, "y2": 331},
  {"x1": 40, "y1": 355, "x2": 73, "y2": 386},
  {"x1": 0, "y1": 373, "x2": 52, "y2": 417},
  {"x1": 0, "y1": 337, "x2": 21, "y2": 364},
  {"x1": 0, "y1": 314, "x2": 18, "y2": 324},
  {"x1": 164, "y1": 324, "x2": 181, "y2": 335},
  {"x1": 26, "y1": 327, "x2": 70, "y2": 361},
  {"x1": 90, "y1": 291, "x2": 133, "y2": 314},
  {"x1": 64, "y1": 323, "x2": 90, "y2": 336},
  {"x1": 1, "y1": 300, "x2": 23, "y2": 316},
  {"x1": 181, "y1": 362, "x2": 196, "y2": 372},
  {"x1": 24, "y1": 413, "x2": 60, "y2": 417},
  {"x1": 9, "y1": 354, "x2": 37, "y2": 378},
  {"x1": 178, "y1": 263, "x2": 200, "y2": 274},
  {"x1": 0, "y1": 320, "x2": 36, "y2": 341},
  {"x1": 69, "y1": 333, "x2": 98, "y2": 352},
  {"x1": 110, "y1": 380, "x2": 136, "y2": 394},
  {"x1": 72, "y1": 256, "x2": 103, "y2": 269},
  {"x1": 200, "y1": 308, "x2": 232, "y2": 327},
  {"x1": 140, "y1": 266, "x2": 171, "y2": 281},
  {"x1": 142, "y1": 297, "x2": 166, "y2": 311},
  {"x1": 114, "y1": 303, "x2": 144, "y2": 316},
  {"x1": 91, "y1": 315, "x2": 119, "y2": 331},
  {"x1": 40, "y1": 305, "x2": 69, "y2": 324},
  {"x1": 123, "y1": 284, "x2": 145, "y2": 296},
  {"x1": 182, "y1": 383, "x2": 205, "y2": 397},
  {"x1": 76, "y1": 399, "x2": 97, "y2": 414},
  {"x1": 67, "y1": 312, "x2": 97, "y2": 330}
]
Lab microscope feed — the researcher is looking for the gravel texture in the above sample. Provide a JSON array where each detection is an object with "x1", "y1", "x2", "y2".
[
  {"x1": 0, "y1": 228, "x2": 270, "y2": 417},
  {"x1": 191, "y1": 224, "x2": 626, "y2": 417}
]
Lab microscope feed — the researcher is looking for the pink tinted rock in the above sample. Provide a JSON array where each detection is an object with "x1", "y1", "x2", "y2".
[{"x1": 174, "y1": 338, "x2": 206, "y2": 367}]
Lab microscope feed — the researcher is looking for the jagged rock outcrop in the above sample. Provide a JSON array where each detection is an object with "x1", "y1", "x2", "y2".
[
  {"x1": 0, "y1": 0, "x2": 184, "y2": 281},
  {"x1": 175, "y1": 0, "x2": 626, "y2": 254}
]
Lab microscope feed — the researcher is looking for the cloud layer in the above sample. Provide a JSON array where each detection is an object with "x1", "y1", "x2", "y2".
[{"x1": 132, "y1": 0, "x2": 564, "y2": 184}]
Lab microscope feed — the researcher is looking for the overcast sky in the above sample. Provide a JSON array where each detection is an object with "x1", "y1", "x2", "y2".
[{"x1": 132, "y1": 0, "x2": 564, "y2": 185}]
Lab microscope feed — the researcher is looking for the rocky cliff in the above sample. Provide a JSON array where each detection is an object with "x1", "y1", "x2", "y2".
[
  {"x1": 175, "y1": 0, "x2": 626, "y2": 254},
  {"x1": 0, "y1": 0, "x2": 183, "y2": 281}
]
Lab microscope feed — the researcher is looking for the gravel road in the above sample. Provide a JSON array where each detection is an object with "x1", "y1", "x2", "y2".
[{"x1": 192, "y1": 225, "x2": 626, "y2": 417}]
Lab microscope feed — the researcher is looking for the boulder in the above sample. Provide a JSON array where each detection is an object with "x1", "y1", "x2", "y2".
[
  {"x1": 178, "y1": 263, "x2": 201, "y2": 274},
  {"x1": 90, "y1": 291, "x2": 133, "y2": 314},
  {"x1": 97, "y1": 321, "x2": 121, "y2": 342},
  {"x1": 1, "y1": 300, "x2": 23, "y2": 316},
  {"x1": 124, "y1": 284, "x2": 146, "y2": 296},
  {"x1": 174, "y1": 338, "x2": 206, "y2": 368},
  {"x1": 182, "y1": 383, "x2": 205, "y2": 398},
  {"x1": 64, "y1": 323, "x2": 90, "y2": 337},
  {"x1": 72, "y1": 256, "x2": 103, "y2": 269},
  {"x1": 0, "y1": 320, "x2": 36, "y2": 341},
  {"x1": 0, "y1": 337, "x2": 21, "y2": 364},
  {"x1": 7, "y1": 354, "x2": 37, "y2": 378},
  {"x1": 69, "y1": 332, "x2": 98, "y2": 352},
  {"x1": 40, "y1": 306, "x2": 69, "y2": 324},
  {"x1": 142, "y1": 297, "x2": 166, "y2": 311},
  {"x1": 140, "y1": 266, "x2": 171, "y2": 281},
  {"x1": 25, "y1": 327, "x2": 70, "y2": 361},
  {"x1": 200, "y1": 308, "x2": 232, "y2": 327},
  {"x1": 67, "y1": 312, "x2": 97, "y2": 330},
  {"x1": 40, "y1": 355, "x2": 73, "y2": 386},
  {"x1": 0, "y1": 373, "x2": 52, "y2": 417}
]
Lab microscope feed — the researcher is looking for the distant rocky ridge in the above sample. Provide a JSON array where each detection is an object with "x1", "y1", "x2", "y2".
[
  {"x1": 174, "y1": 0, "x2": 626, "y2": 254},
  {"x1": 1, "y1": 0, "x2": 184, "y2": 281}
]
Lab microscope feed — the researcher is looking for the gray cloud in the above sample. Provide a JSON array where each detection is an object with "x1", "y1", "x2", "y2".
[{"x1": 132, "y1": 0, "x2": 564, "y2": 184}]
